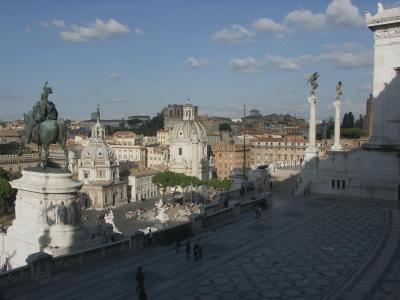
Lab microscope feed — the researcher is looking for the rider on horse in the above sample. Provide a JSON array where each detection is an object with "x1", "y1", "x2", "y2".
[{"x1": 25, "y1": 82, "x2": 58, "y2": 144}]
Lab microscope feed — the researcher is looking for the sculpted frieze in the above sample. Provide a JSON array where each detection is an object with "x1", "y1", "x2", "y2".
[{"x1": 375, "y1": 27, "x2": 400, "y2": 39}]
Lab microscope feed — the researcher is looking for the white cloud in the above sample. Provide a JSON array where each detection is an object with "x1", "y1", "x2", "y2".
[
  {"x1": 252, "y1": 17, "x2": 288, "y2": 37},
  {"x1": 284, "y1": 9, "x2": 326, "y2": 31},
  {"x1": 184, "y1": 57, "x2": 210, "y2": 68},
  {"x1": 52, "y1": 19, "x2": 66, "y2": 29},
  {"x1": 264, "y1": 54, "x2": 315, "y2": 70},
  {"x1": 25, "y1": 26, "x2": 32, "y2": 33},
  {"x1": 60, "y1": 18, "x2": 130, "y2": 43},
  {"x1": 325, "y1": 0, "x2": 363, "y2": 27},
  {"x1": 320, "y1": 49, "x2": 372, "y2": 68},
  {"x1": 229, "y1": 57, "x2": 263, "y2": 73},
  {"x1": 109, "y1": 73, "x2": 121, "y2": 79},
  {"x1": 211, "y1": 24, "x2": 255, "y2": 44},
  {"x1": 38, "y1": 21, "x2": 50, "y2": 29},
  {"x1": 135, "y1": 28, "x2": 144, "y2": 35},
  {"x1": 284, "y1": 0, "x2": 363, "y2": 31}
]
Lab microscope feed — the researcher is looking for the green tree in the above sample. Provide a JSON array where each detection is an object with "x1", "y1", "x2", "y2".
[
  {"x1": 127, "y1": 118, "x2": 142, "y2": 131},
  {"x1": 0, "y1": 178, "x2": 13, "y2": 215},
  {"x1": 355, "y1": 114, "x2": 364, "y2": 129},
  {"x1": 219, "y1": 123, "x2": 231, "y2": 132},
  {"x1": 133, "y1": 114, "x2": 164, "y2": 136},
  {"x1": 342, "y1": 128, "x2": 364, "y2": 139}
]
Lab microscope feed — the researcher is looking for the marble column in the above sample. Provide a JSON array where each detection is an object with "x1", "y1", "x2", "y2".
[
  {"x1": 331, "y1": 99, "x2": 342, "y2": 151},
  {"x1": 305, "y1": 94, "x2": 319, "y2": 161}
]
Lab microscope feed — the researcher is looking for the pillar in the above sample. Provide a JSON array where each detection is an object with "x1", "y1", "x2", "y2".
[
  {"x1": 304, "y1": 94, "x2": 319, "y2": 161},
  {"x1": 331, "y1": 99, "x2": 342, "y2": 151}
]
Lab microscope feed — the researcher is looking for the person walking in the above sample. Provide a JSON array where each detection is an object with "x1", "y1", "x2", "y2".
[
  {"x1": 148, "y1": 229, "x2": 154, "y2": 246},
  {"x1": 176, "y1": 238, "x2": 180, "y2": 254},
  {"x1": 193, "y1": 242, "x2": 199, "y2": 261},
  {"x1": 185, "y1": 240, "x2": 191, "y2": 260},
  {"x1": 198, "y1": 239, "x2": 202, "y2": 260},
  {"x1": 135, "y1": 266, "x2": 145, "y2": 291},
  {"x1": 138, "y1": 286, "x2": 148, "y2": 300}
]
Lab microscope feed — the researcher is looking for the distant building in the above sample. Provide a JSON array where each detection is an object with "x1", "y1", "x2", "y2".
[
  {"x1": 78, "y1": 113, "x2": 128, "y2": 209},
  {"x1": 168, "y1": 101, "x2": 211, "y2": 179},
  {"x1": 0, "y1": 153, "x2": 39, "y2": 173},
  {"x1": 109, "y1": 144, "x2": 147, "y2": 169},
  {"x1": 162, "y1": 103, "x2": 198, "y2": 130},
  {"x1": 110, "y1": 131, "x2": 142, "y2": 145},
  {"x1": 157, "y1": 129, "x2": 171, "y2": 145},
  {"x1": 128, "y1": 115, "x2": 150, "y2": 123},
  {"x1": 143, "y1": 136, "x2": 158, "y2": 146},
  {"x1": 212, "y1": 140, "x2": 250, "y2": 180},
  {"x1": 128, "y1": 168, "x2": 160, "y2": 201},
  {"x1": 146, "y1": 145, "x2": 168, "y2": 170},
  {"x1": 0, "y1": 129, "x2": 20, "y2": 144}
]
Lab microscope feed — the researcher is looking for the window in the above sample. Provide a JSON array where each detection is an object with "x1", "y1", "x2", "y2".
[
  {"x1": 331, "y1": 180, "x2": 335, "y2": 189},
  {"x1": 336, "y1": 180, "x2": 340, "y2": 189},
  {"x1": 179, "y1": 148, "x2": 182, "y2": 155},
  {"x1": 342, "y1": 180, "x2": 345, "y2": 190},
  {"x1": 84, "y1": 172, "x2": 89, "y2": 179}
]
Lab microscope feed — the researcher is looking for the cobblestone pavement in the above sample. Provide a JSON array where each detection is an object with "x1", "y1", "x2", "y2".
[{"x1": 2, "y1": 195, "x2": 399, "y2": 300}]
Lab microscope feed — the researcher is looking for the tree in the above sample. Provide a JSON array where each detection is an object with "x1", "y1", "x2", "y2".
[
  {"x1": 341, "y1": 112, "x2": 355, "y2": 129},
  {"x1": 355, "y1": 114, "x2": 364, "y2": 129},
  {"x1": 127, "y1": 118, "x2": 142, "y2": 131},
  {"x1": 0, "y1": 178, "x2": 12, "y2": 215},
  {"x1": 219, "y1": 123, "x2": 231, "y2": 132},
  {"x1": 0, "y1": 168, "x2": 20, "y2": 217},
  {"x1": 342, "y1": 128, "x2": 364, "y2": 139},
  {"x1": 134, "y1": 114, "x2": 164, "y2": 136}
]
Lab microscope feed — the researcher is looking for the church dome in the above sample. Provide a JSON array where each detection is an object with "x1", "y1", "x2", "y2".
[
  {"x1": 170, "y1": 120, "x2": 207, "y2": 142},
  {"x1": 81, "y1": 141, "x2": 117, "y2": 163},
  {"x1": 170, "y1": 100, "x2": 207, "y2": 142}
]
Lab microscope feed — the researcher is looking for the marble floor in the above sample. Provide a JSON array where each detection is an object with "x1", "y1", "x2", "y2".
[{"x1": 2, "y1": 194, "x2": 399, "y2": 300}]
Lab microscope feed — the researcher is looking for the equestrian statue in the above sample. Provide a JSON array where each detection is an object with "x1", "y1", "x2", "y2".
[{"x1": 20, "y1": 82, "x2": 68, "y2": 170}]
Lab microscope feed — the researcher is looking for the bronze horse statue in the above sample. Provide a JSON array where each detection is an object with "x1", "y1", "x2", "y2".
[
  {"x1": 20, "y1": 82, "x2": 69, "y2": 171},
  {"x1": 22, "y1": 113, "x2": 68, "y2": 170}
]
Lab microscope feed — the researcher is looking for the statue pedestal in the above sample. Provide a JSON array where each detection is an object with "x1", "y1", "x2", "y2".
[{"x1": 1, "y1": 168, "x2": 88, "y2": 270}]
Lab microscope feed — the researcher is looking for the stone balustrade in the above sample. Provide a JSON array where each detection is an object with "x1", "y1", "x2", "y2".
[{"x1": 0, "y1": 192, "x2": 272, "y2": 288}]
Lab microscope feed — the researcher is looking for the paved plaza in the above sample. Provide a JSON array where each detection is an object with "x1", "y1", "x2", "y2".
[{"x1": 2, "y1": 192, "x2": 400, "y2": 299}]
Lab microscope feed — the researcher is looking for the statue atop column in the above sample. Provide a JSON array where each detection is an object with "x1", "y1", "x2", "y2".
[
  {"x1": 308, "y1": 72, "x2": 320, "y2": 96},
  {"x1": 336, "y1": 81, "x2": 343, "y2": 100}
]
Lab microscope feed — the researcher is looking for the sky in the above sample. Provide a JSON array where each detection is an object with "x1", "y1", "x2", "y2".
[{"x1": 0, "y1": 0, "x2": 399, "y2": 121}]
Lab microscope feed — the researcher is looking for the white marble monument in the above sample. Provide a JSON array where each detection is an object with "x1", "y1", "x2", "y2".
[
  {"x1": 295, "y1": 3, "x2": 400, "y2": 201},
  {"x1": 0, "y1": 168, "x2": 89, "y2": 270}
]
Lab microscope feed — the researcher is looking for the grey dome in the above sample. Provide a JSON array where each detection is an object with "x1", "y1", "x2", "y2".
[
  {"x1": 81, "y1": 142, "x2": 117, "y2": 163},
  {"x1": 170, "y1": 120, "x2": 207, "y2": 142}
]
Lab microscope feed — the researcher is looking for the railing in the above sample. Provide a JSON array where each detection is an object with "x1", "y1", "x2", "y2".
[
  {"x1": 0, "y1": 265, "x2": 31, "y2": 288},
  {"x1": 0, "y1": 192, "x2": 272, "y2": 288}
]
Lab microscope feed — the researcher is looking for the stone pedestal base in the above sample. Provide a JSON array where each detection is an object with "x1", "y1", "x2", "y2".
[
  {"x1": 331, "y1": 144, "x2": 343, "y2": 151},
  {"x1": 0, "y1": 168, "x2": 89, "y2": 270},
  {"x1": 304, "y1": 146, "x2": 319, "y2": 162}
]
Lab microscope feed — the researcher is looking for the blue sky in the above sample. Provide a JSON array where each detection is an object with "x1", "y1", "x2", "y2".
[{"x1": 0, "y1": 0, "x2": 398, "y2": 121}]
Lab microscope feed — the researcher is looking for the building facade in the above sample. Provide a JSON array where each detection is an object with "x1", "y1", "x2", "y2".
[
  {"x1": 128, "y1": 168, "x2": 160, "y2": 201},
  {"x1": 146, "y1": 145, "x2": 168, "y2": 170},
  {"x1": 78, "y1": 116, "x2": 128, "y2": 209},
  {"x1": 157, "y1": 129, "x2": 171, "y2": 145},
  {"x1": 109, "y1": 144, "x2": 147, "y2": 169},
  {"x1": 212, "y1": 141, "x2": 250, "y2": 179},
  {"x1": 168, "y1": 101, "x2": 211, "y2": 180}
]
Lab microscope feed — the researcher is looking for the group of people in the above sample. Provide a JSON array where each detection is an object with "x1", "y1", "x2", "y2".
[{"x1": 176, "y1": 239, "x2": 203, "y2": 261}]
